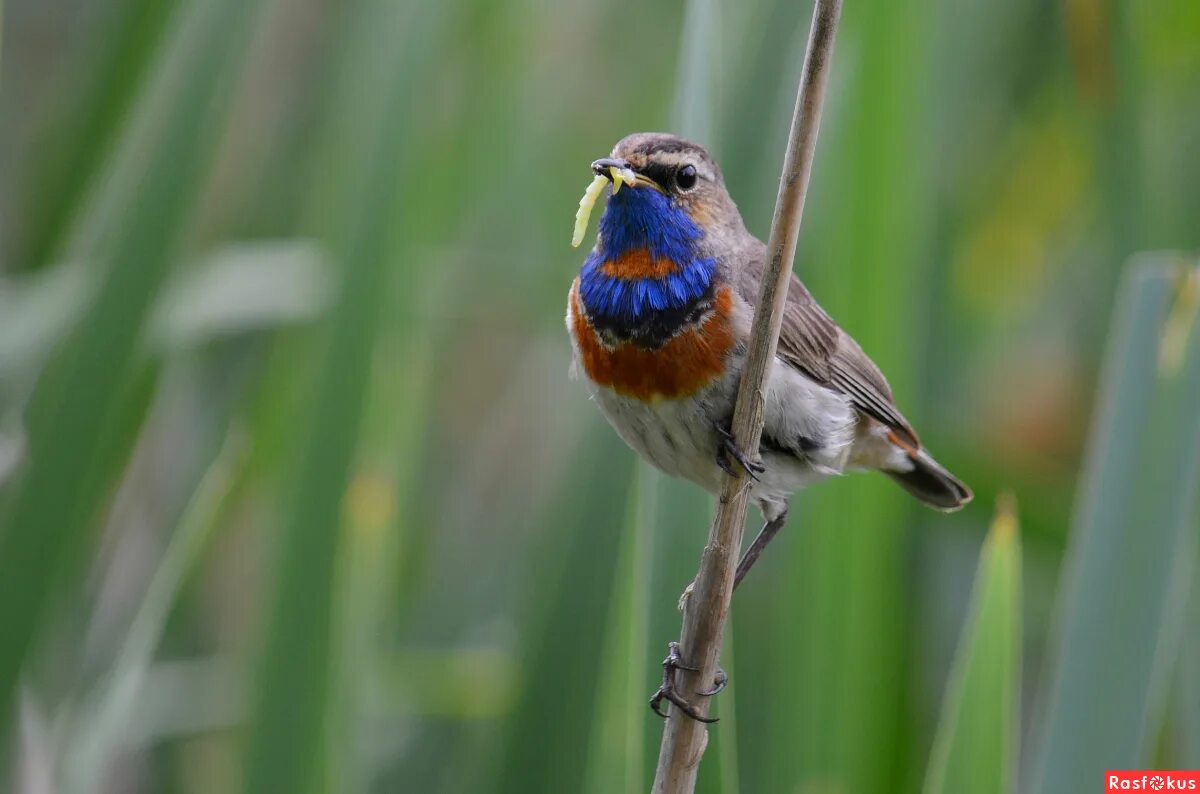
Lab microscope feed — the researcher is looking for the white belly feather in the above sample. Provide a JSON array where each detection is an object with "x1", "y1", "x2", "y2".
[{"x1": 576, "y1": 353, "x2": 858, "y2": 520}]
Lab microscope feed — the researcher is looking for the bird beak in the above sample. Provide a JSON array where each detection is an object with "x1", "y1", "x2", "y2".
[{"x1": 591, "y1": 158, "x2": 664, "y2": 193}]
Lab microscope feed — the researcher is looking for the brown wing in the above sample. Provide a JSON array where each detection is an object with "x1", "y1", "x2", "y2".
[
  {"x1": 735, "y1": 256, "x2": 920, "y2": 448},
  {"x1": 826, "y1": 328, "x2": 920, "y2": 448}
]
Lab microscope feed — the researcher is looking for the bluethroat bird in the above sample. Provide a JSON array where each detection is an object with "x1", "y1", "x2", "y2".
[{"x1": 566, "y1": 133, "x2": 972, "y2": 722}]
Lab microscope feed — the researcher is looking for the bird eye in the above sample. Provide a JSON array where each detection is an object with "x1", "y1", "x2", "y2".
[{"x1": 675, "y1": 164, "x2": 698, "y2": 191}]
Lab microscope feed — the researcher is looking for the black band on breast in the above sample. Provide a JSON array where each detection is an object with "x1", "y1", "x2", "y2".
[{"x1": 588, "y1": 280, "x2": 717, "y2": 349}]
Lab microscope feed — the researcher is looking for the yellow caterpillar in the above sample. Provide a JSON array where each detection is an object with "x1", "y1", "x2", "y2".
[{"x1": 571, "y1": 168, "x2": 626, "y2": 248}]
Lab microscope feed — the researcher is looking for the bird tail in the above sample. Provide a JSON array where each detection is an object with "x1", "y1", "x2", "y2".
[{"x1": 885, "y1": 447, "x2": 972, "y2": 512}]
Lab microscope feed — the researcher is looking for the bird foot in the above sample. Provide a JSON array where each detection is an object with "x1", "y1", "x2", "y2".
[
  {"x1": 649, "y1": 641, "x2": 726, "y2": 723},
  {"x1": 713, "y1": 422, "x2": 764, "y2": 482}
]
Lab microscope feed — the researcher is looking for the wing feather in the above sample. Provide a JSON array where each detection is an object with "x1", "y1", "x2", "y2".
[{"x1": 735, "y1": 251, "x2": 920, "y2": 448}]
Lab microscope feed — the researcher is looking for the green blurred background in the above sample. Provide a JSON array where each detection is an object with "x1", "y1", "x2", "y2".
[{"x1": 0, "y1": 0, "x2": 1197, "y2": 792}]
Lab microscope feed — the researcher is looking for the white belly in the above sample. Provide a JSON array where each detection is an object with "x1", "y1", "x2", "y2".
[
  {"x1": 591, "y1": 382, "x2": 730, "y2": 493},
  {"x1": 576, "y1": 354, "x2": 859, "y2": 520}
]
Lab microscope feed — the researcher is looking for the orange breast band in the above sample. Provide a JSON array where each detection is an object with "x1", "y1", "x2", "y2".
[
  {"x1": 569, "y1": 281, "x2": 734, "y2": 402},
  {"x1": 599, "y1": 248, "x2": 679, "y2": 280}
]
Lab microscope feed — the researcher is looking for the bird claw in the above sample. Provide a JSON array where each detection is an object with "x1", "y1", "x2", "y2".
[
  {"x1": 713, "y1": 422, "x2": 765, "y2": 482},
  {"x1": 649, "y1": 641, "x2": 722, "y2": 724},
  {"x1": 696, "y1": 667, "x2": 728, "y2": 697}
]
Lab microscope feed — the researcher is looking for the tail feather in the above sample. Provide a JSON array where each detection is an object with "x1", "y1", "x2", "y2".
[{"x1": 885, "y1": 449, "x2": 972, "y2": 512}]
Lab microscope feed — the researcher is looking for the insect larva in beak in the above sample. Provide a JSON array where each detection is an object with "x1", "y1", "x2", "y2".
[{"x1": 571, "y1": 173, "x2": 610, "y2": 248}]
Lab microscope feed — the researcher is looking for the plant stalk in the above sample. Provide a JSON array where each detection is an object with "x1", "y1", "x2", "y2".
[{"x1": 650, "y1": 0, "x2": 843, "y2": 790}]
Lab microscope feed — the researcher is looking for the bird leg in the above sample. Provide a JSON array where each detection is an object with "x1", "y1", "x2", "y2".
[
  {"x1": 649, "y1": 641, "x2": 723, "y2": 723},
  {"x1": 651, "y1": 512, "x2": 788, "y2": 722},
  {"x1": 734, "y1": 510, "x2": 789, "y2": 590},
  {"x1": 713, "y1": 421, "x2": 765, "y2": 481}
]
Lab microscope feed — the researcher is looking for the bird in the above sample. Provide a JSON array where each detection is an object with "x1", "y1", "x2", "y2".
[{"x1": 565, "y1": 132, "x2": 972, "y2": 721}]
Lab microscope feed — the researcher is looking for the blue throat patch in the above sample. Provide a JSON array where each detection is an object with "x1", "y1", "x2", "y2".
[{"x1": 578, "y1": 187, "x2": 716, "y2": 325}]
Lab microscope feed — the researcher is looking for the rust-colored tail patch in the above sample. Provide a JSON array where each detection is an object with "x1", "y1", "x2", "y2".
[{"x1": 886, "y1": 429, "x2": 920, "y2": 458}]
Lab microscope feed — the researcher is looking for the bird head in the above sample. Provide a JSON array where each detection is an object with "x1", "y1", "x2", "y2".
[{"x1": 589, "y1": 133, "x2": 744, "y2": 264}]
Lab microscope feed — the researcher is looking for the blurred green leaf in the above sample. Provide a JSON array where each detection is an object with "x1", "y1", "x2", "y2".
[
  {"x1": 0, "y1": 263, "x2": 90, "y2": 381},
  {"x1": 750, "y1": 0, "x2": 937, "y2": 789},
  {"x1": 672, "y1": 0, "x2": 722, "y2": 146},
  {"x1": 149, "y1": 240, "x2": 332, "y2": 351},
  {"x1": 1175, "y1": 579, "x2": 1200, "y2": 765},
  {"x1": 13, "y1": 0, "x2": 179, "y2": 272},
  {"x1": 333, "y1": 327, "x2": 436, "y2": 792},
  {"x1": 375, "y1": 648, "x2": 518, "y2": 719},
  {"x1": 241, "y1": 1, "x2": 441, "y2": 790},
  {"x1": 62, "y1": 433, "x2": 244, "y2": 794},
  {"x1": 0, "y1": 0, "x2": 263, "y2": 737},
  {"x1": 126, "y1": 656, "x2": 242, "y2": 744},
  {"x1": 0, "y1": 241, "x2": 330, "y2": 380},
  {"x1": 923, "y1": 496, "x2": 1021, "y2": 794},
  {"x1": 490, "y1": 430, "x2": 631, "y2": 793},
  {"x1": 583, "y1": 465, "x2": 653, "y2": 794},
  {"x1": 1030, "y1": 259, "x2": 1200, "y2": 792}
]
